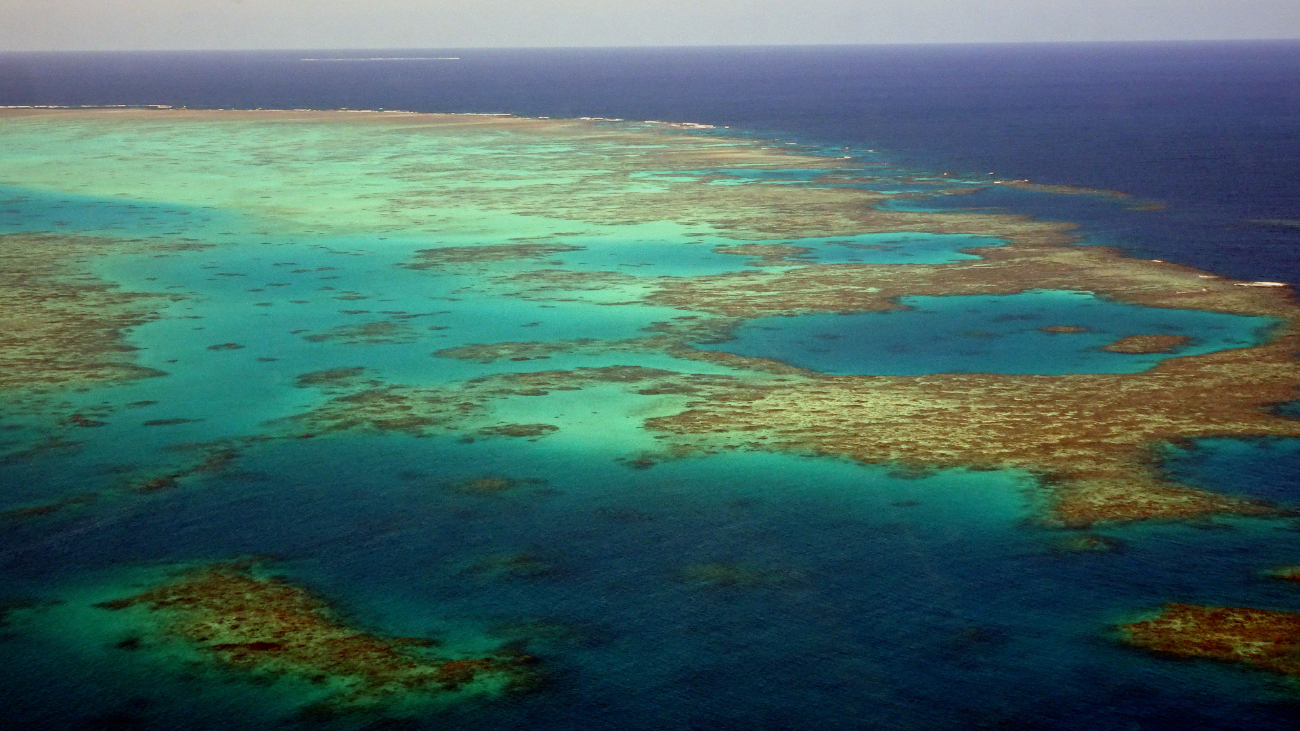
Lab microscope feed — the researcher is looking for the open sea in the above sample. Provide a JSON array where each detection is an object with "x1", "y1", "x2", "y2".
[{"x1": 3, "y1": 42, "x2": 1300, "y2": 730}]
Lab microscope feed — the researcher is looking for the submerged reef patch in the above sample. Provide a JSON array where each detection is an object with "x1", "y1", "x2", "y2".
[
  {"x1": 294, "y1": 366, "x2": 369, "y2": 388},
  {"x1": 1101, "y1": 334, "x2": 1193, "y2": 354},
  {"x1": 448, "y1": 475, "x2": 548, "y2": 495},
  {"x1": 677, "y1": 562, "x2": 806, "y2": 589},
  {"x1": 302, "y1": 320, "x2": 420, "y2": 345},
  {"x1": 1052, "y1": 533, "x2": 1124, "y2": 554},
  {"x1": 1040, "y1": 325, "x2": 1091, "y2": 334},
  {"x1": 477, "y1": 423, "x2": 559, "y2": 438},
  {"x1": 94, "y1": 562, "x2": 538, "y2": 710},
  {"x1": 1264, "y1": 566, "x2": 1300, "y2": 582},
  {"x1": 404, "y1": 243, "x2": 583, "y2": 269}
]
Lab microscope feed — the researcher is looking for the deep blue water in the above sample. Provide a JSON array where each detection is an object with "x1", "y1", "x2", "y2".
[
  {"x1": 4, "y1": 42, "x2": 1300, "y2": 281},
  {"x1": 5, "y1": 43, "x2": 1300, "y2": 730}
]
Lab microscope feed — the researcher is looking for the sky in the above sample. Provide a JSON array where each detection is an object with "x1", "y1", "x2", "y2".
[{"x1": 2, "y1": 0, "x2": 1299, "y2": 52}]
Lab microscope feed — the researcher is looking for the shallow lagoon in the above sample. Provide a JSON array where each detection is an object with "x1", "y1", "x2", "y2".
[{"x1": 705, "y1": 290, "x2": 1279, "y2": 375}]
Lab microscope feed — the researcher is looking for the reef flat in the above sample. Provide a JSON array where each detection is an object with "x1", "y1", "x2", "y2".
[{"x1": 0, "y1": 232, "x2": 179, "y2": 391}]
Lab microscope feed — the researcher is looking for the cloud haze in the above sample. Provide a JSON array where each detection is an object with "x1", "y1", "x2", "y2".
[{"x1": 3, "y1": 0, "x2": 1299, "y2": 51}]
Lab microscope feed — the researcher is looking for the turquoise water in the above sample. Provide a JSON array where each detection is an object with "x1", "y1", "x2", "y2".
[
  {"x1": 547, "y1": 231, "x2": 1003, "y2": 273},
  {"x1": 703, "y1": 290, "x2": 1279, "y2": 375},
  {"x1": 3, "y1": 114, "x2": 1300, "y2": 731}
]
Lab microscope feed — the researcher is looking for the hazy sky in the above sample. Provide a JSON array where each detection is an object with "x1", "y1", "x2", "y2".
[{"x1": 3, "y1": 0, "x2": 1299, "y2": 52}]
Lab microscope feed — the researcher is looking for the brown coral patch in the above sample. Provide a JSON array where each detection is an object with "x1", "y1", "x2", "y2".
[
  {"x1": 133, "y1": 475, "x2": 180, "y2": 493},
  {"x1": 404, "y1": 243, "x2": 582, "y2": 269},
  {"x1": 450, "y1": 476, "x2": 539, "y2": 494},
  {"x1": 294, "y1": 367, "x2": 368, "y2": 387},
  {"x1": 1039, "y1": 326, "x2": 1090, "y2": 334},
  {"x1": 289, "y1": 385, "x2": 475, "y2": 435},
  {"x1": 123, "y1": 442, "x2": 244, "y2": 494},
  {"x1": 477, "y1": 423, "x2": 559, "y2": 438},
  {"x1": 1101, "y1": 334, "x2": 1193, "y2": 354},
  {"x1": 302, "y1": 321, "x2": 418, "y2": 345},
  {"x1": 1, "y1": 492, "x2": 97, "y2": 522},
  {"x1": 435, "y1": 339, "x2": 604, "y2": 363},
  {"x1": 94, "y1": 563, "x2": 537, "y2": 707},
  {"x1": 0, "y1": 232, "x2": 176, "y2": 391},
  {"x1": 1120, "y1": 603, "x2": 1300, "y2": 677}
]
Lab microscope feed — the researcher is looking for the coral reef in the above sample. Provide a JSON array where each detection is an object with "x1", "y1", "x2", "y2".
[
  {"x1": 643, "y1": 241, "x2": 1294, "y2": 320},
  {"x1": 1039, "y1": 325, "x2": 1090, "y2": 334},
  {"x1": 94, "y1": 562, "x2": 537, "y2": 708},
  {"x1": 7, "y1": 108, "x2": 1300, "y2": 534},
  {"x1": 303, "y1": 321, "x2": 420, "y2": 345},
  {"x1": 1120, "y1": 603, "x2": 1300, "y2": 677},
  {"x1": 992, "y1": 179, "x2": 1163, "y2": 210},
  {"x1": 404, "y1": 243, "x2": 582, "y2": 269},
  {"x1": 294, "y1": 367, "x2": 369, "y2": 388},
  {"x1": 1101, "y1": 334, "x2": 1193, "y2": 354},
  {"x1": 289, "y1": 348, "x2": 1300, "y2": 526},
  {"x1": 640, "y1": 341, "x2": 1300, "y2": 526},
  {"x1": 477, "y1": 423, "x2": 559, "y2": 438},
  {"x1": 448, "y1": 475, "x2": 546, "y2": 494},
  {"x1": 0, "y1": 232, "x2": 176, "y2": 391}
]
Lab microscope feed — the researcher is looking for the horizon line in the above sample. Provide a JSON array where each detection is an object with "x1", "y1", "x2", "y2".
[{"x1": 5, "y1": 37, "x2": 1300, "y2": 55}]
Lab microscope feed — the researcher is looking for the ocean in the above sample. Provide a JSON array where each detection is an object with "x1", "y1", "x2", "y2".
[
  {"x1": 2, "y1": 42, "x2": 1300, "y2": 730},
  {"x1": 4, "y1": 41, "x2": 1300, "y2": 279}
]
